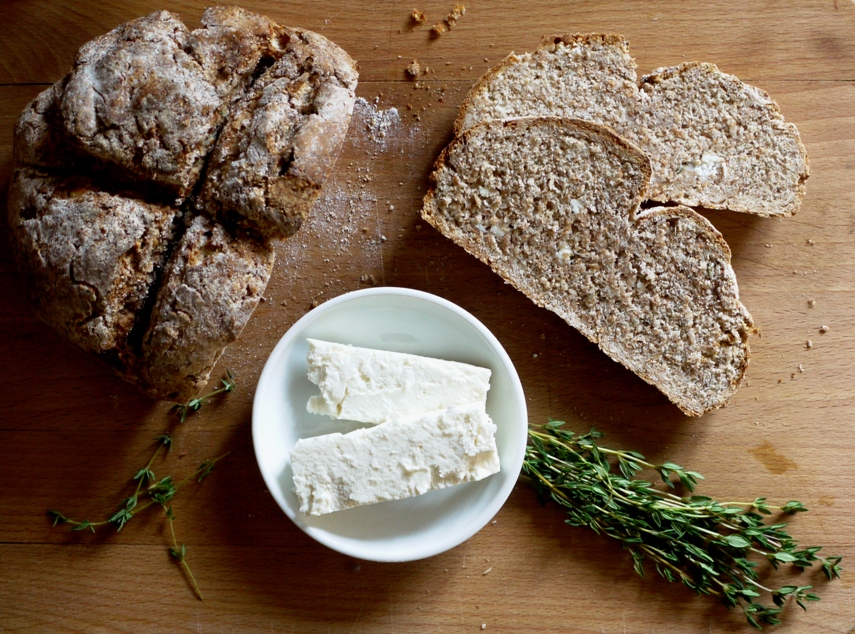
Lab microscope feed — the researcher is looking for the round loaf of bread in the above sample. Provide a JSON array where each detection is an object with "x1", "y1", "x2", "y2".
[{"x1": 7, "y1": 7, "x2": 358, "y2": 401}]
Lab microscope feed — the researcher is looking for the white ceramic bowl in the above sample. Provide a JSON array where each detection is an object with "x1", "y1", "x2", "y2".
[{"x1": 252, "y1": 287, "x2": 527, "y2": 562}]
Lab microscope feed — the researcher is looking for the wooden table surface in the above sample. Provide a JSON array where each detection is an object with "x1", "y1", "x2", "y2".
[{"x1": 1, "y1": 1, "x2": 854, "y2": 632}]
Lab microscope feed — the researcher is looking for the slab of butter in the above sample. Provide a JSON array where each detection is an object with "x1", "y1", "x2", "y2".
[
  {"x1": 306, "y1": 338, "x2": 492, "y2": 424},
  {"x1": 291, "y1": 402, "x2": 500, "y2": 515}
]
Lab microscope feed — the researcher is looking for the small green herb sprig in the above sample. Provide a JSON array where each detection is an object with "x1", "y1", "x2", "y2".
[
  {"x1": 523, "y1": 421, "x2": 842, "y2": 630},
  {"x1": 172, "y1": 370, "x2": 236, "y2": 423},
  {"x1": 48, "y1": 371, "x2": 235, "y2": 599}
]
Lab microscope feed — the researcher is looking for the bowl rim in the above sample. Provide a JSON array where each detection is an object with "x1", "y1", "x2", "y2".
[{"x1": 251, "y1": 286, "x2": 528, "y2": 561}]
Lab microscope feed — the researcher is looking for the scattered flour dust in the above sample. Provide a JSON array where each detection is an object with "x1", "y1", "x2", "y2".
[
  {"x1": 225, "y1": 99, "x2": 422, "y2": 381},
  {"x1": 354, "y1": 97, "x2": 402, "y2": 149},
  {"x1": 276, "y1": 96, "x2": 418, "y2": 274}
]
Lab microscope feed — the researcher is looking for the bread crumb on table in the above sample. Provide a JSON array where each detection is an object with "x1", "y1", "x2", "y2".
[
  {"x1": 430, "y1": 4, "x2": 465, "y2": 36},
  {"x1": 446, "y1": 3, "x2": 466, "y2": 28},
  {"x1": 808, "y1": 298, "x2": 816, "y2": 307},
  {"x1": 411, "y1": 8, "x2": 426, "y2": 22},
  {"x1": 405, "y1": 59, "x2": 421, "y2": 78},
  {"x1": 819, "y1": 325, "x2": 829, "y2": 333},
  {"x1": 805, "y1": 340, "x2": 813, "y2": 349}
]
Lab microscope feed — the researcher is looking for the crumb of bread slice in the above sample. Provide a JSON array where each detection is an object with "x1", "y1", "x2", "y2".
[
  {"x1": 422, "y1": 116, "x2": 753, "y2": 416},
  {"x1": 455, "y1": 34, "x2": 808, "y2": 217},
  {"x1": 637, "y1": 62, "x2": 808, "y2": 217},
  {"x1": 454, "y1": 34, "x2": 639, "y2": 137}
]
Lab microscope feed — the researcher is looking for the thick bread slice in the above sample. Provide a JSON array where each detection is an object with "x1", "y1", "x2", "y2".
[
  {"x1": 7, "y1": 169, "x2": 179, "y2": 359},
  {"x1": 455, "y1": 34, "x2": 808, "y2": 217},
  {"x1": 422, "y1": 117, "x2": 754, "y2": 416},
  {"x1": 454, "y1": 34, "x2": 639, "y2": 137},
  {"x1": 138, "y1": 215, "x2": 274, "y2": 401},
  {"x1": 197, "y1": 26, "x2": 358, "y2": 239},
  {"x1": 637, "y1": 62, "x2": 808, "y2": 216}
]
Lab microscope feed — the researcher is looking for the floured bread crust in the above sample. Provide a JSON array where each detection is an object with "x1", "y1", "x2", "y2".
[
  {"x1": 7, "y1": 169, "x2": 179, "y2": 359},
  {"x1": 423, "y1": 117, "x2": 754, "y2": 416},
  {"x1": 138, "y1": 215, "x2": 274, "y2": 401},
  {"x1": 61, "y1": 11, "x2": 222, "y2": 196},
  {"x1": 198, "y1": 26, "x2": 358, "y2": 239}
]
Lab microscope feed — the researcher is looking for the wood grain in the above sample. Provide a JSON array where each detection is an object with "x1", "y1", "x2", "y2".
[{"x1": 1, "y1": 1, "x2": 854, "y2": 632}]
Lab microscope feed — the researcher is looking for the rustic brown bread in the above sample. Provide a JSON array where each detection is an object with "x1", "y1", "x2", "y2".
[
  {"x1": 137, "y1": 215, "x2": 273, "y2": 401},
  {"x1": 8, "y1": 7, "x2": 357, "y2": 400},
  {"x1": 198, "y1": 25, "x2": 358, "y2": 239},
  {"x1": 7, "y1": 169, "x2": 178, "y2": 360},
  {"x1": 422, "y1": 117, "x2": 754, "y2": 416},
  {"x1": 455, "y1": 34, "x2": 808, "y2": 217},
  {"x1": 636, "y1": 62, "x2": 808, "y2": 216},
  {"x1": 59, "y1": 7, "x2": 286, "y2": 198}
]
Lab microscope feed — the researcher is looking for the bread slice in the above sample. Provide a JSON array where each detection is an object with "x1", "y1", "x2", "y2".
[
  {"x1": 422, "y1": 117, "x2": 754, "y2": 416},
  {"x1": 455, "y1": 34, "x2": 808, "y2": 217},
  {"x1": 454, "y1": 34, "x2": 640, "y2": 138},
  {"x1": 636, "y1": 62, "x2": 808, "y2": 216}
]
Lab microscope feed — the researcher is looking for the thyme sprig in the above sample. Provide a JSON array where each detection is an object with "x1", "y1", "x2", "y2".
[
  {"x1": 47, "y1": 437, "x2": 229, "y2": 534},
  {"x1": 523, "y1": 421, "x2": 842, "y2": 630},
  {"x1": 48, "y1": 437, "x2": 229, "y2": 599},
  {"x1": 48, "y1": 371, "x2": 235, "y2": 599},
  {"x1": 172, "y1": 370, "x2": 236, "y2": 422},
  {"x1": 166, "y1": 506, "x2": 202, "y2": 600}
]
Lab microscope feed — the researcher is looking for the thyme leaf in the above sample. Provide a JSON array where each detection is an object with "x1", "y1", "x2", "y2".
[{"x1": 172, "y1": 370, "x2": 236, "y2": 423}]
